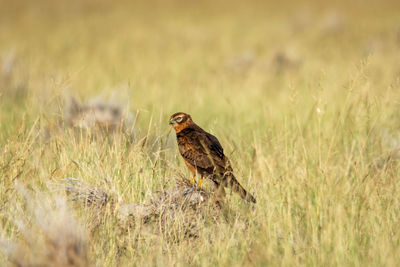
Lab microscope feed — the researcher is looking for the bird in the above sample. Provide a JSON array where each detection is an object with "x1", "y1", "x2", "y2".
[{"x1": 169, "y1": 112, "x2": 256, "y2": 203}]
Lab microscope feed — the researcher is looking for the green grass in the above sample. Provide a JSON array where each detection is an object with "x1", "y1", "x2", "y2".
[{"x1": 1, "y1": 0, "x2": 400, "y2": 265}]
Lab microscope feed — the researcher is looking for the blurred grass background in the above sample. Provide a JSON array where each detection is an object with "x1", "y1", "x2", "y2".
[{"x1": 1, "y1": 0, "x2": 400, "y2": 266}]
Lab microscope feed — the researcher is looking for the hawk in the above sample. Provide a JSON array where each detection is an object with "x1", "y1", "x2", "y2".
[{"x1": 169, "y1": 112, "x2": 256, "y2": 203}]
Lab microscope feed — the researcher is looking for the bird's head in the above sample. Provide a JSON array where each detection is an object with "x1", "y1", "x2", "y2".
[{"x1": 169, "y1": 112, "x2": 193, "y2": 132}]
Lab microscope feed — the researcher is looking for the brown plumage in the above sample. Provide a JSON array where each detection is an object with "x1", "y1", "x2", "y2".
[{"x1": 169, "y1": 112, "x2": 256, "y2": 203}]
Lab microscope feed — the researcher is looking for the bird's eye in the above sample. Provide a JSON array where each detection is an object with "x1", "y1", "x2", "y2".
[{"x1": 176, "y1": 116, "x2": 183, "y2": 123}]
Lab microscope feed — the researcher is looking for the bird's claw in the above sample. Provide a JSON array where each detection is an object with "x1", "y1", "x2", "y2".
[{"x1": 189, "y1": 177, "x2": 203, "y2": 189}]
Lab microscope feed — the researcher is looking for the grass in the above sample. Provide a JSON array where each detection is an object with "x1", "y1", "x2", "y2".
[{"x1": 1, "y1": 0, "x2": 400, "y2": 265}]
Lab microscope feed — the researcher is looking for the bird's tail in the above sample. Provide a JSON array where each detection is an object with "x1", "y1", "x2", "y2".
[{"x1": 224, "y1": 174, "x2": 256, "y2": 203}]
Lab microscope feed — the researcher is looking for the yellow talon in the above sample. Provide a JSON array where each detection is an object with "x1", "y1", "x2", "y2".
[
  {"x1": 198, "y1": 177, "x2": 203, "y2": 189},
  {"x1": 190, "y1": 177, "x2": 195, "y2": 184}
]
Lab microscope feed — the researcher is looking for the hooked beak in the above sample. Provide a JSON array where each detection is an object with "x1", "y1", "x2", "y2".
[{"x1": 169, "y1": 119, "x2": 175, "y2": 125}]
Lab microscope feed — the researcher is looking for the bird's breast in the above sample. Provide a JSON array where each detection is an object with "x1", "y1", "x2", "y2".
[{"x1": 177, "y1": 136, "x2": 195, "y2": 150}]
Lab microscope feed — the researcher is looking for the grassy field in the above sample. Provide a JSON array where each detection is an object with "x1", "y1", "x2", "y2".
[{"x1": 1, "y1": 0, "x2": 400, "y2": 265}]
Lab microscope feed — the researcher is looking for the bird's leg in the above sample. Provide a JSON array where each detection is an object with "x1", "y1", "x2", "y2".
[
  {"x1": 197, "y1": 176, "x2": 203, "y2": 189},
  {"x1": 190, "y1": 177, "x2": 195, "y2": 184}
]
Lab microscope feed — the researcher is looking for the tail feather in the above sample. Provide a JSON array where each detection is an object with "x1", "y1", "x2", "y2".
[{"x1": 224, "y1": 174, "x2": 256, "y2": 203}]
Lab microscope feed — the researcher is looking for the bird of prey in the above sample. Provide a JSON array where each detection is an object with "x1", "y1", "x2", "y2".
[{"x1": 169, "y1": 112, "x2": 256, "y2": 203}]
